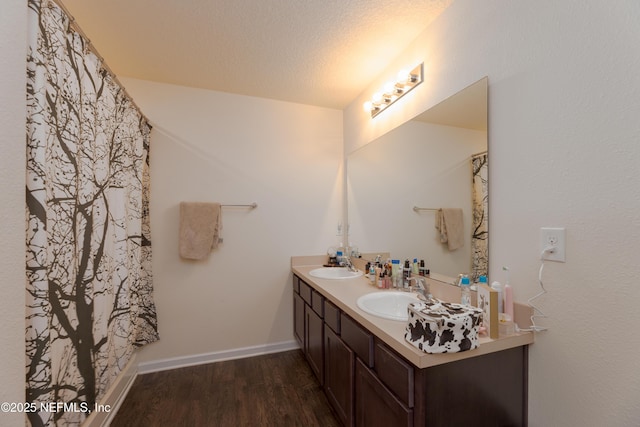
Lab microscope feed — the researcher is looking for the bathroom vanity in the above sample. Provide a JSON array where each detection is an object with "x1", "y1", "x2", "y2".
[{"x1": 292, "y1": 256, "x2": 533, "y2": 427}]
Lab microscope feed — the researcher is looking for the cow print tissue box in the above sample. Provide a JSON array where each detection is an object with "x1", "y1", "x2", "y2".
[{"x1": 405, "y1": 300, "x2": 483, "y2": 354}]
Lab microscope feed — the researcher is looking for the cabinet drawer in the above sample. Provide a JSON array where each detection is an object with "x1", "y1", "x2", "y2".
[
  {"x1": 341, "y1": 313, "x2": 374, "y2": 368},
  {"x1": 374, "y1": 340, "x2": 414, "y2": 408},
  {"x1": 324, "y1": 300, "x2": 341, "y2": 334},
  {"x1": 299, "y1": 279, "x2": 312, "y2": 305},
  {"x1": 311, "y1": 290, "x2": 324, "y2": 318},
  {"x1": 293, "y1": 275, "x2": 300, "y2": 294}
]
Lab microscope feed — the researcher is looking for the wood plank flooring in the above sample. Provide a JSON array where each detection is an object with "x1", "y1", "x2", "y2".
[{"x1": 110, "y1": 350, "x2": 341, "y2": 427}]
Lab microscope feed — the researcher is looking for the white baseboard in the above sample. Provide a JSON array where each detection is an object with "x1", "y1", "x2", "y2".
[
  {"x1": 83, "y1": 353, "x2": 139, "y2": 427},
  {"x1": 138, "y1": 340, "x2": 300, "y2": 374}
]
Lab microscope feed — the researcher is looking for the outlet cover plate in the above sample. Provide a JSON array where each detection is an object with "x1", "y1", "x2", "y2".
[{"x1": 540, "y1": 227, "x2": 566, "y2": 262}]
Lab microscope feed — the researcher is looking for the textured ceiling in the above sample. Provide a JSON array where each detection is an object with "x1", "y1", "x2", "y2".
[{"x1": 60, "y1": 0, "x2": 453, "y2": 109}]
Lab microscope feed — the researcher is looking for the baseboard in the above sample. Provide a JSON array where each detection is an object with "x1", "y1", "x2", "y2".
[
  {"x1": 138, "y1": 340, "x2": 300, "y2": 374},
  {"x1": 83, "y1": 353, "x2": 139, "y2": 427}
]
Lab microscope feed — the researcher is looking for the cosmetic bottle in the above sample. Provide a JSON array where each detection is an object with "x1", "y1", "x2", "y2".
[
  {"x1": 403, "y1": 259, "x2": 411, "y2": 280},
  {"x1": 391, "y1": 260, "x2": 400, "y2": 278},
  {"x1": 369, "y1": 263, "x2": 376, "y2": 285},
  {"x1": 412, "y1": 258, "x2": 419, "y2": 275},
  {"x1": 491, "y1": 281, "x2": 504, "y2": 313},
  {"x1": 504, "y1": 284, "x2": 514, "y2": 321},
  {"x1": 460, "y1": 276, "x2": 471, "y2": 305},
  {"x1": 418, "y1": 259, "x2": 426, "y2": 276}
]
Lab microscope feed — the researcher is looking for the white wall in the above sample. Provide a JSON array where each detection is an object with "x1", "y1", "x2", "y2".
[
  {"x1": 119, "y1": 78, "x2": 343, "y2": 365},
  {"x1": 344, "y1": 1, "x2": 640, "y2": 425},
  {"x1": 0, "y1": 1, "x2": 28, "y2": 425}
]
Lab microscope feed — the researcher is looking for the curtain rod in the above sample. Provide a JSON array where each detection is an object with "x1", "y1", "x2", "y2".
[
  {"x1": 471, "y1": 150, "x2": 488, "y2": 159},
  {"x1": 47, "y1": 0, "x2": 149, "y2": 124}
]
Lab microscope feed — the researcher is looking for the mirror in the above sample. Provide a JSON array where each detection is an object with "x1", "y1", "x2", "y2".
[{"x1": 347, "y1": 77, "x2": 488, "y2": 281}]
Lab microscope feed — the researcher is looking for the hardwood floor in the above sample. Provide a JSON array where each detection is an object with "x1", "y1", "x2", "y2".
[{"x1": 110, "y1": 350, "x2": 341, "y2": 427}]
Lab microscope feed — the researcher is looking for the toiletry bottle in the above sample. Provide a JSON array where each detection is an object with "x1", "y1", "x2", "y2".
[
  {"x1": 412, "y1": 258, "x2": 419, "y2": 275},
  {"x1": 403, "y1": 259, "x2": 411, "y2": 280},
  {"x1": 504, "y1": 283, "x2": 514, "y2": 321},
  {"x1": 460, "y1": 276, "x2": 471, "y2": 305},
  {"x1": 390, "y1": 260, "x2": 398, "y2": 288},
  {"x1": 477, "y1": 275, "x2": 488, "y2": 290},
  {"x1": 491, "y1": 281, "x2": 504, "y2": 313},
  {"x1": 369, "y1": 263, "x2": 376, "y2": 285},
  {"x1": 336, "y1": 251, "x2": 343, "y2": 266},
  {"x1": 419, "y1": 259, "x2": 426, "y2": 276},
  {"x1": 391, "y1": 259, "x2": 400, "y2": 278}
]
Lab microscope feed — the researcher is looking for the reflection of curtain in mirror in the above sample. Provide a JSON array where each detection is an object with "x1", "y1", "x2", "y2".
[
  {"x1": 471, "y1": 153, "x2": 488, "y2": 280},
  {"x1": 26, "y1": 1, "x2": 159, "y2": 425}
]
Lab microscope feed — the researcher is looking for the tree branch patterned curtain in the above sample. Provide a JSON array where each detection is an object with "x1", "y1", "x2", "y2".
[
  {"x1": 26, "y1": 1, "x2": 159, "y2": 425},
  {"x1": 471, "y1": 153, "x2": 488, "y2": 281}
]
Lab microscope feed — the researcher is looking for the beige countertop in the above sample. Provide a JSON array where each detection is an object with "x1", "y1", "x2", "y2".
[{"x1": 292, "y1": 256, "x2": 534, "y2": 369}]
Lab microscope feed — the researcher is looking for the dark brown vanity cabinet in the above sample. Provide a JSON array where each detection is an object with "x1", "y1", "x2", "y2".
[
  {"x1": 292, "y1": 274, "x2": 528, "y2": 427},
  {"x1": 293, "y1": 276, "x2": 324, "y2": 385},
  {"x1": 324, "y1": 324, "x2": 354, "y2": 426}
]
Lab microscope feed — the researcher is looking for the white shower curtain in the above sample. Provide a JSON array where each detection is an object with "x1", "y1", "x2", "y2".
[{"x1": 26, "y1": 1, "x2": 159, "y2": 425}]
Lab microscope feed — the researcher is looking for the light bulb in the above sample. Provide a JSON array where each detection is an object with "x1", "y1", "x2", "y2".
[
  {"x1": 383, "y1": 81, "x2": 395, "y2": 95},
  {"x1": 397, "y1": 69, "x2": 410, "y2": 85}
]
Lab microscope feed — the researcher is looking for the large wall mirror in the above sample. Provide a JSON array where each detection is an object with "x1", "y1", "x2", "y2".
[{"x1": 347, "y1": 77, "x2": 488, "y2": 281}]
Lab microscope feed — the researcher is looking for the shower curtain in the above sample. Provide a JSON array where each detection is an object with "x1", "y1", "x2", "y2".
[
  {"x1": 471, "y1": 153, "x2": 488, "y2": 280},
  {"x1": 25, "y1": 1, "x2": 159, "y2": 425}
]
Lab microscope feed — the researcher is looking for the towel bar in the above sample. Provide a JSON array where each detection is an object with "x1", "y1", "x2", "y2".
[
  {"x1": 413, "y1": 206, "x2": 438, "y2": 212},
  {"x1": 221, "y1": 203, "x2": 258, "y2": 209}
]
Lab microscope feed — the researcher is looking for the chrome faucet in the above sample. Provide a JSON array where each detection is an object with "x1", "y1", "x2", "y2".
[
  {"x1": 407, "y1": 277, "x2": 432, "y2": 301},
  {"x1": 342, "y1": 256, "x2": 357, "y2": 272}
]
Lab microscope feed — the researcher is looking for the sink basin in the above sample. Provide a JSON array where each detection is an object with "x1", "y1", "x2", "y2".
[
  {"x1": 309, "y1": 267, "x2": 363, "y2": 280},
  {"x1": 356, "y1": 291, "x2": 420, "y2": 321}
]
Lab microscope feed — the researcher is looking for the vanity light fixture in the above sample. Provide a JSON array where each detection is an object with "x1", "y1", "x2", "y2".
[{"x1": 363, "y1": 63, "x2": 423, "y2": 118}]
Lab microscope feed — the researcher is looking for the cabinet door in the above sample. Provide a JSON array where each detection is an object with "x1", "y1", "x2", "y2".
[
  {"x1": 306, "y1": 305, "x2": 324, "y2": 385},
  {"x1": 355, "y1": 359, "x2": 413, "y2": 427},
  {"x1": 324, "y1": 325, "x2": 354, "y2": 427},
  {"x1": 293, "y1": 292, "x2": 305, "y2": 347}
]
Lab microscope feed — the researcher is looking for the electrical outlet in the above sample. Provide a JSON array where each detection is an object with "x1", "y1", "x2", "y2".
[{"x1": 540, "y1": 227, "x2": 566, "y2": 262}]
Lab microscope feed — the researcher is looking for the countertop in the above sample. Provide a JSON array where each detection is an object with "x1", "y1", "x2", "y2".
[{"x1": 292, "y1": 256, "x2": 534, "y2": 369}]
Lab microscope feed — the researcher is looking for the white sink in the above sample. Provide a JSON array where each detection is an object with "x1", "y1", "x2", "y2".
[
  {"x1": 356, "y1": 291, "x2": 420, "y2": 321},
  {"x1": 309, "y1": 267, "x2": 363, "y2": 280}
]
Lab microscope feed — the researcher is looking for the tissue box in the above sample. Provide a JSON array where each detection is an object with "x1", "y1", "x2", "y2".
[{"x1": 405, "y1": 300, "x2": 483, "y2": 354}]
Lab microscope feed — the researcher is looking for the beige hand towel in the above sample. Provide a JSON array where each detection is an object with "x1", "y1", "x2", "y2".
[
  {"x1": 435, "y1": 208, "x2": 464, "y2": 251},
  {"x1": 179, "y1": 202, "x2": 222, "y2": 260}
]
